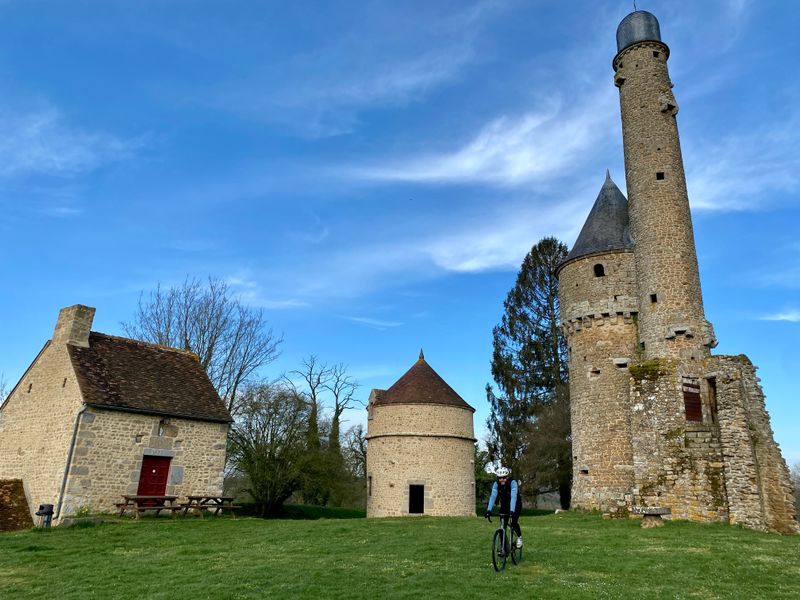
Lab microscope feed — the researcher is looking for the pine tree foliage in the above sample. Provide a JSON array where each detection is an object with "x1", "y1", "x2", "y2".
[{"x1": 486, "y1": 236, "x2": 571, "y2": 506}]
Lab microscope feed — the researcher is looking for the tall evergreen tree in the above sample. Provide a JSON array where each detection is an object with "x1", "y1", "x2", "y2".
[{"x1": 486, "y1": 236, "x2": 571, "y2": 506}]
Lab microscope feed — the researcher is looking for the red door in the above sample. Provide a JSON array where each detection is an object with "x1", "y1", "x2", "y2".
[{"x1": 137, "y1": 456, "x2": 171, "y2": 498}]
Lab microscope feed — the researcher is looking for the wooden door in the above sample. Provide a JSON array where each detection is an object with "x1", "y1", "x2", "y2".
[{"x1": 137, "y1": 456, "x2": 171, "y2": 497}]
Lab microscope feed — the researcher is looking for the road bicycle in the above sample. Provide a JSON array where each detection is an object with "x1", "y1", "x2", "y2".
[{"x1": 486, "y1": 512, "x2": 521, "y2": 572}]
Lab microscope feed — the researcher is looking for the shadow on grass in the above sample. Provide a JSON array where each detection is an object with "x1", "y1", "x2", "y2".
[{"x1": 237, "y1": 503, "x2": 366, "y2": 520}]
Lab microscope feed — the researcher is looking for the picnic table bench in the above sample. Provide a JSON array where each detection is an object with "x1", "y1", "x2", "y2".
[
  {"x1": 116, "y1": 495, "x2": 180, "y2": 519},
  {"x1": 180, "y1": 495, "x2": 241, "y2": 518}
]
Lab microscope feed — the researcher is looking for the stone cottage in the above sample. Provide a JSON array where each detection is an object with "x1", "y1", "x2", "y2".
[
  {"x1": 0, "y1": 304, "x2": 232, "y2": 524},
  {"x1": 366, "y1": 351, "x2": 475, "y2": 517},
  {"x1": 557, "y1": 11, "x2": 797, "y2": 533}
]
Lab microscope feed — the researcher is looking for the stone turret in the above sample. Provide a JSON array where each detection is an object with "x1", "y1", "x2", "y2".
[
  {"x1": 558, "y1": 10, "x2": 798, "y2": 533},
  {"x1": 558, "y1": 173, "x2": 637, "y2": 509},
  {"x1": 613, "y1": 11, "x2": 716, "y2": 360},
  {"x1": 366, "y1": 352, "x2": 475, "y2": 517}
]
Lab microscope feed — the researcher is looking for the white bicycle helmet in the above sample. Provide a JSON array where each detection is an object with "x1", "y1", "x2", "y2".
[{"x1": 495, "y1": 466, "x2": 511, "y2": 478}]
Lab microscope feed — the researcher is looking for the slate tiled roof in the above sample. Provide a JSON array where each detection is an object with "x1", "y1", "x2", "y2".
[
  {"x1": 562, "y1": 171, "x2": 633, "y2": 267},
  {"x1": 68, "y1": 332, "x2": 232, "y2": 423},
  {"x1": 374, "y1": 352, "x2": 474, "y2": 412}
]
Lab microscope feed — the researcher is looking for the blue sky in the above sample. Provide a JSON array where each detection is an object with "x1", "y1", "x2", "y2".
[{"x1": 1, "y1": 1, "x2": 798, "y2": 465}]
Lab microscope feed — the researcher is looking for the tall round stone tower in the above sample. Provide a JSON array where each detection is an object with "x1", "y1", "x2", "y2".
[
  {"x1": 613, "y1": 11, "x2": 716, "y2": 360},
  {"x1": 557, "y1": 173, "x2": 639, "y2": 510},
  {"x1": 366, "y1": 351, "x2": 475, "y2": 518}
]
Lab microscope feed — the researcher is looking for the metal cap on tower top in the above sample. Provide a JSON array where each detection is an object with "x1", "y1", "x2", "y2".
[{"x1": 616, "y1": 11, "x2": 662, "y2": 53}]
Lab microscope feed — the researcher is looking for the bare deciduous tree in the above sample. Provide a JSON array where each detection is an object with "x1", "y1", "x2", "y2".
[
  {"x1": 122, "y1": 276, "x2": 282, "y2": 417},
  {"x1": 286, "y1": 355, "x2": 331, "y2": 451},
  {"x1": 228, "y1": 382, "x2": 309, "y2": 517},
  {"x1": 343, "y1": 424, "x2": 367, "y2": 481},
  {"x1": 0, "y1": 373, "x2": 11, "y2": 402},
  {"x1": 325, "y1": 363, "x2": 361, "y2": 454},
  {"x1": 791, "y1": 462, "x2": 800, "y2": 514}
]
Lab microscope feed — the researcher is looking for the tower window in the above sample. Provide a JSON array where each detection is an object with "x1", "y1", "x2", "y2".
[
  {"x1": 683, "y1": 378, "x2": 702, "y2": 422},
  {"x1": 368, "y1": 476, "x2": 372, "y2": 497},
  {"x1": 656, "y1": 172, "x2": 665, "y2": 180},
  {"x1": 650, "y1": 293, "x2": 658, "y2": 303},
  {"x1": 653, "y1": 51, "x2": 660, "y2": 58},
  {"x1": 593, "y1": 264, "x2": 605, "y2": 277}
]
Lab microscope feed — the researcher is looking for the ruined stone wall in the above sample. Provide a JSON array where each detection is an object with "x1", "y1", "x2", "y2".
[
  {"x1": 710, "y1": 355, "x2": 799, "y2": 533},
  {"x1": 62, "y1": 408, "x2": 229, "y2": 517},
  {"x1": 366, "y1": 404, "x2": 475, "y2": 517},
  {"x1": 0, "y1": 342, "x2": 85, "y2": 520},
  {"x1": 628, "y1": 360, "x2": 728, "y2": 523},
  {"x1": 560, "y1": 251, "x2": 638, "y2": 511},
  {"x1": 614, "y1": 41, "x2": 712, "y2": 360}
]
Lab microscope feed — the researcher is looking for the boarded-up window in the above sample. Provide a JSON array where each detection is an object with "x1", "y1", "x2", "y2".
[{"x1": 683, "y1": 378, "x2": 702, "y2": 422}]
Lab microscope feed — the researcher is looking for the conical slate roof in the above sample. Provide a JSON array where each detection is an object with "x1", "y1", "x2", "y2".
[
  {"x1": 563, "y1": 171, "x2": 633, "y2": 265},
  {"x1": 374, "y1": 350, "x2": 474, "y2": 412}
]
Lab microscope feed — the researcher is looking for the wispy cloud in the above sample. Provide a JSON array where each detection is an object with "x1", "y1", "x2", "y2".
[
  {"x1": 687, "y1": 117, "x2": 800, "y2": 211},
  {"x1": 348, "y1": 89, "x2": 616, "y2": 187},
  {"x1": 0, "y1": 105, "x2": 143, "y2": 179},
  {"x1": 342, "y1": 316, "x2": 403, "y2": 330},
  {"x1": 190, "y1": 1, "x2": 507, "y2": 137},
  {"x1": 759, "y1": 310, "x2": 800, "y2": 322}
]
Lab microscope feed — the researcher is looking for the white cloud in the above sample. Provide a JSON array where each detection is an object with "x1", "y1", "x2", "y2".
[
  {"x1": 687, "y1": 120, "x2": 800, "y2": 212},
  {"x1": 0, "y1": 105, "x2": 142, "y2": 179},
  {"x1": 342, "y1": 316, "x2": 403, "y2": 330},
  {"x1": 759, "y1": 311, "x2": 800, "y2": 323},
  {"x1": 350, "y1": 89, "x2": 617, "y2": 187}
]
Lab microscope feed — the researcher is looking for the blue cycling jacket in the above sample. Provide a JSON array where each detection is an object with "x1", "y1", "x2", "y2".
[{"x1": 486, "y1": 479, "x2": 520, "y2": 513}]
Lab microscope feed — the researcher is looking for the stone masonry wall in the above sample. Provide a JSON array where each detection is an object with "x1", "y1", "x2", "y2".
[
  {"x1": 560, "y1": 251, "x2": 638, "y2": 511},
  {"x1": 614, "y1": 41, "x2": 711, "y2": 360},
  {"x1": 62, "y1": 408, "x2": 228, "y2": 517},
  {"x1": 367, "y1": 403, "x2": 475, "y2": 518},
  {"x1": 0, "y1": 342, "x2": 85, "y2": 521},
  {"x1": 710, "y1": 355, "x2": 799, "y2": 533},
  {"x1": 628, "y1": 360, "x2": 729, "y2": 523}
]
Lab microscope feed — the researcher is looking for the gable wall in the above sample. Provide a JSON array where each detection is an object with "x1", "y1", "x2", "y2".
[
  {"x1": 0, "y1": 343, "x2": 84, "y2": 519},
  {"x1": 62, "y1": 408, "x2": 228, "y2": 516}
]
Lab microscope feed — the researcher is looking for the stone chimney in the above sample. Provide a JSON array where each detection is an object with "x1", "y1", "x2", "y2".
[{"x1": 52, "y1": 305, "x2": 96, "y2": 348}]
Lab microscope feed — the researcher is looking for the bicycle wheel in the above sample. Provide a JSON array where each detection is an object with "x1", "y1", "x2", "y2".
[
  {"x1": 510, "y1": 528, "x2": 521, "y2": 564},
  {"x1": 492, "y1": 529, "x2": 507, "y2": 572}
]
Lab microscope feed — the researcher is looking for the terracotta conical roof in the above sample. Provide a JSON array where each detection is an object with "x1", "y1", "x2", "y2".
[
  {"x1": 562, "y1": 171, "x2": 633, "y2": 266},
  {"x1": 374, "y1": 353, "x2": 474, "y2": 412}
]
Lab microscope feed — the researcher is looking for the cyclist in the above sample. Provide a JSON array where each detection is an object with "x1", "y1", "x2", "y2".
[{"x1": 484, "y1": 466, "x2": 523, "y2": 548}]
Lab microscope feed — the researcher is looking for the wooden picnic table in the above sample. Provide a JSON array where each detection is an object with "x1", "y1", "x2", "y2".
[
  {"x1": 116, "y1": 495, "x2": 180, "y2": 518},
  {"x1": 181, "y1": 495, "x2": 241, "y2": 518}
]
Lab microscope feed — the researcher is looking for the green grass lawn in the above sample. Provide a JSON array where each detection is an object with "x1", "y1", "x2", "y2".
[{"x1": 1, "y1": 510, "x2": 798, "y2": 599}]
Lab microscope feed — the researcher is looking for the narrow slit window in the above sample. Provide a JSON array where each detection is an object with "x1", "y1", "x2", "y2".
[
  {"x1": 656, "y1": 172, "x2": 665, "y2": 180},
  {"x1": 580, "y1": 469, "x2": 589, "y2": 475},
  {"x1": 368, "y1": 476, "x2": 372, "y2": 497},
  {"x1": 593, "y1": 264, "x2": 605, "y2": 277}
]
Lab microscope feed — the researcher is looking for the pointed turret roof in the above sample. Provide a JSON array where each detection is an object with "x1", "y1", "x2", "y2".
[
  {"x1": 562, "y1": 171, "x2": 633, "y2": 266},
  {"x1": 373, "y1": 353, "x2": 474, "y2": 412}
]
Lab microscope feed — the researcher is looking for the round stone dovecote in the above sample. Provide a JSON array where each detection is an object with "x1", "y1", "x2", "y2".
[{"x1": 366, "y1": 351, "x2": 475, "y2": 518}]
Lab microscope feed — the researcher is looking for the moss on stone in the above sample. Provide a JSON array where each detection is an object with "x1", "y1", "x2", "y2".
[{"x1": 629, "y1": 359, "x2": 667, "y2": 382}]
